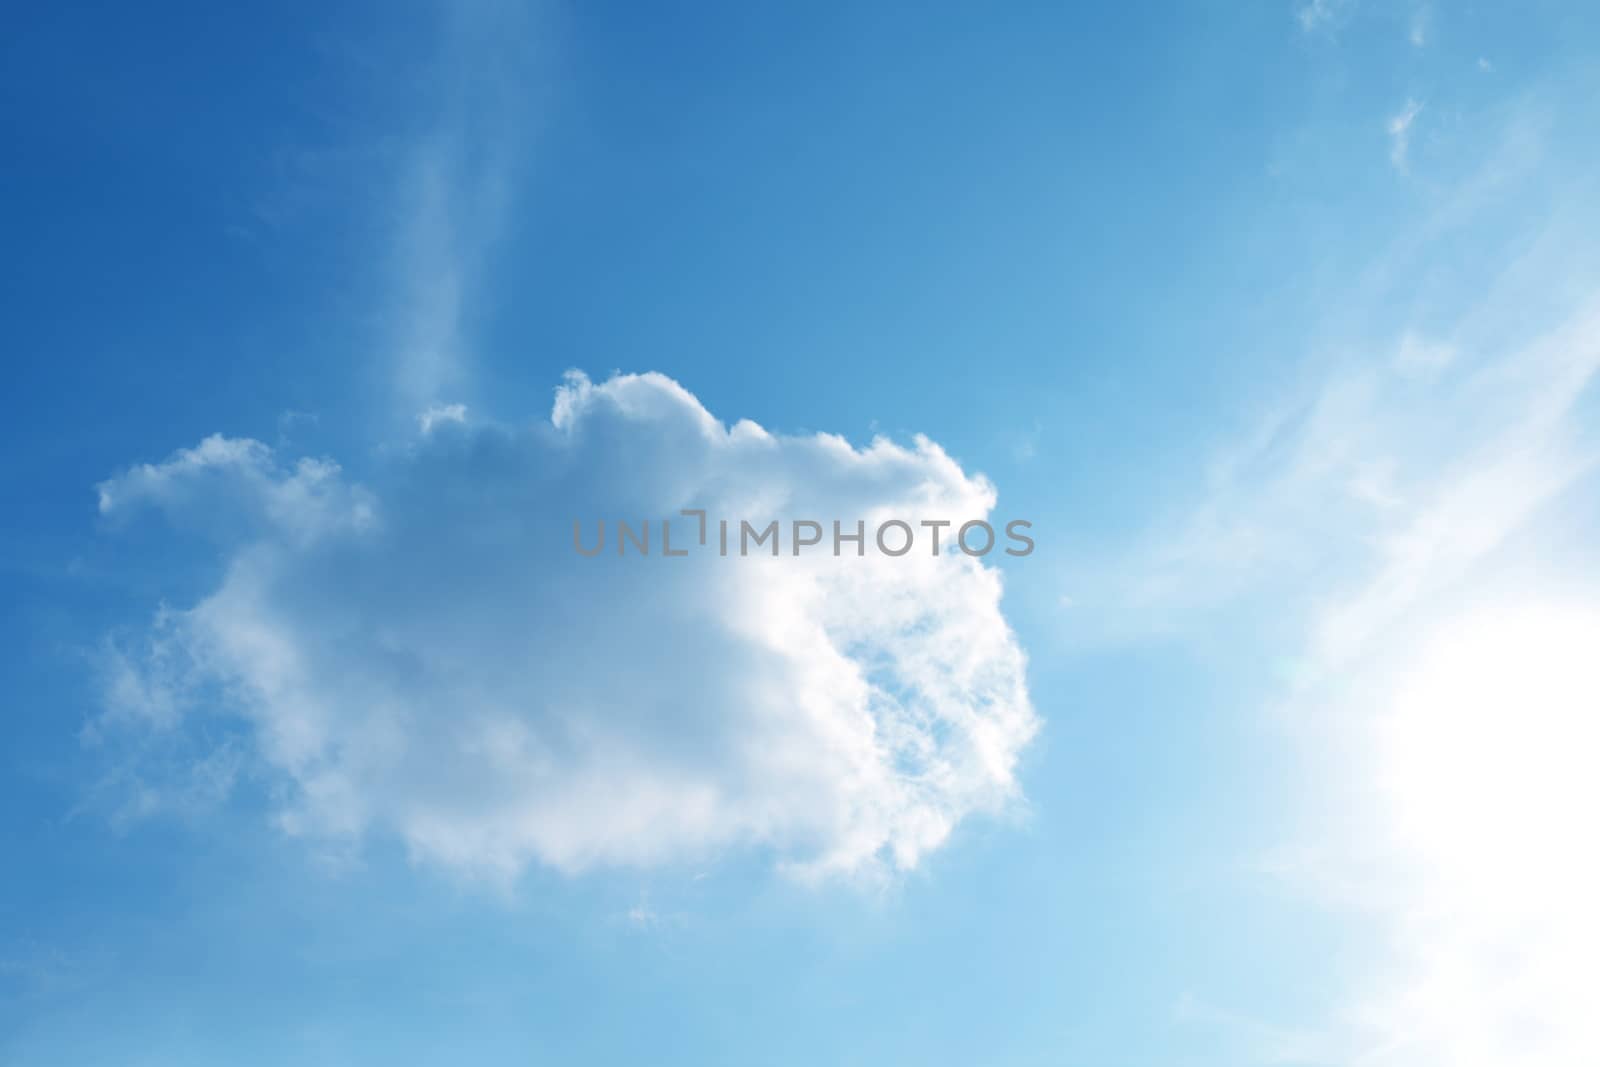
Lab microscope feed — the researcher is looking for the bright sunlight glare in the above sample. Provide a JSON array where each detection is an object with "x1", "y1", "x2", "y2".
[{"x1": 1363, "y1": 602, "x2": 1600, "y2": 1066}]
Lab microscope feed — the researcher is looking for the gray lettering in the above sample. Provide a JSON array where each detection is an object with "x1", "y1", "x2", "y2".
[
  {"x1": 957, "y1": 519, "x2": 995, "y2": 556},
  {"x1": 741, "y1": 519, "x2": 779, "y2": 556},
  {"x1": 876, "y1": 519, "x2": 913, "y2": 556}
]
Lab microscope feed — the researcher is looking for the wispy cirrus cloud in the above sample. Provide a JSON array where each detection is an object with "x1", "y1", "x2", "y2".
[
  {"x1": 1409, "y1": 5, "x2": 1431, "y2": 47},
  {"x1": 1079, "y1": 83, "x2": 1600, "y2": 1064},
  {"x1": 382, "y1": 1, "x2": 549, "y2": 419},
  {"x1": 1387, "y1": 99, "x2": 1423, "y2": 174}
]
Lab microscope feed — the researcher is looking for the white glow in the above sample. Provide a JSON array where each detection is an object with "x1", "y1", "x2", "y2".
[{"x1": 1364, "y1": 602, "x2": 1600, "y2": 1066}]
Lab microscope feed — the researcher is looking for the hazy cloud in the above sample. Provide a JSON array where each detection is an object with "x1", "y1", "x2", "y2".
[{"x1": 1388, "y1": 99, "x2": 1423, "y2": 173}]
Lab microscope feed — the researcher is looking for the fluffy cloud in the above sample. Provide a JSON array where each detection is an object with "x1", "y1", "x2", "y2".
[{"x1": 94, "y1": 372, "x2": 1038, "y2": 883}]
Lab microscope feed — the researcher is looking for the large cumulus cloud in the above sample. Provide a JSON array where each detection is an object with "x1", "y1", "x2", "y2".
[{"x1": 94, "y1": 372, "x2": 1038, "y2": 882}]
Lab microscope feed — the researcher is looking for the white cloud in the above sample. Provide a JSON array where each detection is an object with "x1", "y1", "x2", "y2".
[
  {"x1": 93, "y1": 371, "x2": 1038, "y2": 885},
  {"x1": 1074, "y1": 81, "x2": 1600, "y2": 648},
  {"x1": 96, "y1": 434, "x2": 378, "y2": 549},
  {"x1": 1063, "y1": 305, "x2": 1597, "y2": 647},
  {"x1": 1388, "y1": 99, "x2": 1424, "y2": 173},
  {"x1": 417, "y1": 402, "x2": 467, "y2": 434},
  {"x1": 1296, "y1": 0, "x2": 1348, "y2": 34},
  {"x1": 1309, "y1": 305, "x2": 1600, "y2": 672},
  {"x1": 1081, "y1": 297, "x2": 1600, "y2": 679}
]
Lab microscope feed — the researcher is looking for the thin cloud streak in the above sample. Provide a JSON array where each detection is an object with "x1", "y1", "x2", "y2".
[
  {"x1": 384, "y1": 1, "x2": 549, "y2": 420},
  {"x1": 1387, "y1": 99, "x2": 1423, "y2": 174}
]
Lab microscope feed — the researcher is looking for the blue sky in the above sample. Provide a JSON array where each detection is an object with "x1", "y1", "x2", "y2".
[{"x1": 6, "y1": 2, "x2": 1600, "y2": 1064}]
